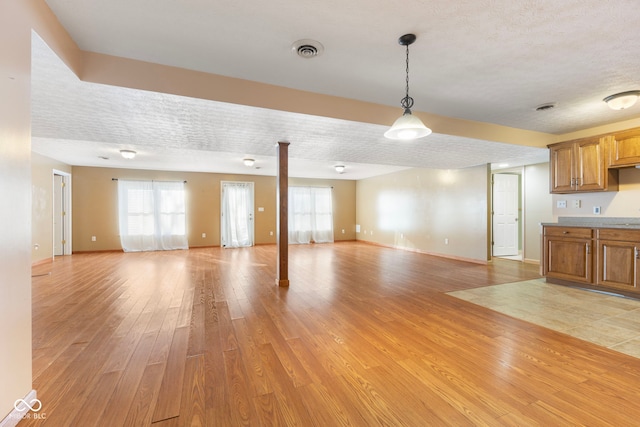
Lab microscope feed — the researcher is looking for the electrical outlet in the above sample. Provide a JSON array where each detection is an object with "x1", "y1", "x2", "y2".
[
  {"x1": 91, "y1": 236, "x2": 96, "y2": 241},
  {"x1": 557, "y1": 200, "x2": 567, "y2": 208},
  {"x1": 572, "y1": 200, "x2": 581, "y2": 208},
  {"x1": 445, "y1": 238, "x2": 449, "y2": 245},
  {"x1": 269, "y1": 231, "x2": 273, "y2": 236},
  {"x1": 341, "y1": 229, "x2": 345, "y2": 234},
  {"x1": 202, "y1": 233, "x2": 206, "y2": 238}
]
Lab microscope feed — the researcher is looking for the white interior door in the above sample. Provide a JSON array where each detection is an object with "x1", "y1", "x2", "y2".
[
  {"x1": 492, "y1": 173, "x2": 519, "y2": 257},
  {"x1": 221, "y1": 181, "x2": 254, "y2": 248},
  {"x1": 53, "y1": 174, "x2": 65, "y2": 256}
]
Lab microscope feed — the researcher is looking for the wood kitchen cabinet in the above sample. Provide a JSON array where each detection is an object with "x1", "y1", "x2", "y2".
[
  {"x1": 596, "y1": 229, "x2": 640, "y2": 292},
  {"x1": 606, "y1": 127, "x2": 640, "y2": 167},
  {"x1": 543, "y1": 226, "x2": 593, "y2": 284},
  {"x1": 548, "y1": 137, "x2": 618, "y2": 194}
]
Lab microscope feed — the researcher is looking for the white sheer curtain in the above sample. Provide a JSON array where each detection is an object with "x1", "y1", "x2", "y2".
[
  {"x1": 221, "y1": 182, "x2": 253, "y2": 248},
  {"x1": 288, "y1": 186, "x2": 334, "y2": 244},
  {"x1": 117, "y1": 180, "x2": 188, "y2": 252}
]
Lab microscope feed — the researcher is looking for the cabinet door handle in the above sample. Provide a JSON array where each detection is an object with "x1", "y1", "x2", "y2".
[
  {"x1": 636, "y1": 247, "x2": 639, "y2": 259},
  {"x1": 562, "y1": 231, "x2": 569, "y2": 234},
  {"x1": 586, "y1": 243, "x2": 590, "y2": 254}
]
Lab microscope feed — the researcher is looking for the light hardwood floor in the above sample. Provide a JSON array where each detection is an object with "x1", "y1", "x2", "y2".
[{"x1": 23, "y1": 242, "x2": 640, "y2": 426}]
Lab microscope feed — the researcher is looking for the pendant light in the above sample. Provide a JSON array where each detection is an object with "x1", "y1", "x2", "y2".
[{"x1": 384, "y1": 34, "x2": 431, "y2": 140}]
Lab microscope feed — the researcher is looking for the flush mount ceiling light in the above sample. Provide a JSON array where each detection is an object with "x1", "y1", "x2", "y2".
[
  {"x1": 120, "y1": 149, "x2": 136, "y2": 159},
  {"x1": 243, "y1": 158, "x2": 255, "y2": 167},
  {"x1": 603, "y1": 91, "x2": 640, "y2": 110},
  {"x1": 384, "y1": 34, "x2": 431, "y2": 141},
  {"x1": 334, "y1": 165, "x2": 345, "y2": 174}
]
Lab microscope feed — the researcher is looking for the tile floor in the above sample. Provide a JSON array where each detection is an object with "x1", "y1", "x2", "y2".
[{"x1": 448, "y1": 279, "x2": 640, "y2": 358}]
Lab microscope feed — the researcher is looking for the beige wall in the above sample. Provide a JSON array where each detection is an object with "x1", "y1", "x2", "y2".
[
  {"x1": 356, "y1": 165, "x2": 490, "y2": 263},
  {"x1": 31, "y1": 153, "x2": 72, "y2": 264},
  {"x1": 0, "y1": 1, "x2": 32, "y2": 419},
  {"x1": 524, "y1": 163, "x2": 554, "y2": 263},
  {"x1": 550, "y1": 167, "x2": 640, "y2": 218},
  {"x1": 71, "y1": 167, "x2": 356, "y2": 252}
]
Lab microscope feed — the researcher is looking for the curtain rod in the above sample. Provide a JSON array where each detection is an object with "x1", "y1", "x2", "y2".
[{"x1": 112, "y1": 178, "x2": 187, "y2": 183}]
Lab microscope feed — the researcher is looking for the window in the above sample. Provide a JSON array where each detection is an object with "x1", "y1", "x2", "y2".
[
  {"x1": 288, "y1": 186, "x2": 334, "y2": 244},
  {"x1": 117, "y1": 180, "x2": 188, "y2": 252}
]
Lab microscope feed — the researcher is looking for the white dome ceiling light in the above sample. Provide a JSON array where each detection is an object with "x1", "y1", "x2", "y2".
[{"x1": 604, "y1": 91, "x2": 640, "y2": 110}]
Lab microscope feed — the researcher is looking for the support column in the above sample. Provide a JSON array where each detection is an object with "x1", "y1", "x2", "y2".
[{"x1": 276, "y1": 141, "x2": 290, "y2": 287}]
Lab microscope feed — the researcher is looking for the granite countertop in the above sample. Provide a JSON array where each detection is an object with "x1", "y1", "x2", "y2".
[{"x1": 541, "y1": 217, "x2": 640, "y2": 229}]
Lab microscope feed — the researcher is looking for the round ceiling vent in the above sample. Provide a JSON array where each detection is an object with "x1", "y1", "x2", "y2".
[{"x1": 292, "y1": 39, "x2": 324, "y2": 59}]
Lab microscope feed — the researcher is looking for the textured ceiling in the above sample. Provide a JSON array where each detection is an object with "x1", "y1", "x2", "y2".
[{"x1": 31, "y1": 0, "x2": 640, "y2": 178}]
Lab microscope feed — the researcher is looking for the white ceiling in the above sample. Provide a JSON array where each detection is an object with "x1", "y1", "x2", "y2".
[{"x1": 31, "y1": 0, "x2": 640, "y2": 179}]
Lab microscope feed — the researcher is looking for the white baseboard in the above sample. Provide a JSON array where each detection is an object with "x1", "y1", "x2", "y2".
[{"x1": 0, "y1": 390, "x2": 38, "y2": 427}]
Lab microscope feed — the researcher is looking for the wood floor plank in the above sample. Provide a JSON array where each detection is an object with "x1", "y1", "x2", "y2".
[
  {"x1": 231, "y1": 317, "x2": 273, "y2": 396},
  {"x1": 99, "y1": 331, "x2": 159, "y2": 426},
  {"x1": 177, "y1": 355, "x2": 206, "y2": 427},
  {"x1": 257, "y1": 343, "x2": 312, "y2": 425},
  {"x1": 152, "y1": 326, "x2": 190, "y2": 422},
  {"x1": 123, "y1": 362, "x2": 165, "y2": 426},
  {"x1": 147, "y1": 306, "x2": 181, "y2": 365},
  {"x1": 223, "y1": 348, "x2": 260, "y2": 426},
  {"x1": 68, "y1": 370, "x2": 123, "y2": 427},
  {"x1": 26, "y1": 244, "x2": 640, "y2": 426},
  {"x1": 252, "y1": 392, "x2": 288, "y2": 426}
]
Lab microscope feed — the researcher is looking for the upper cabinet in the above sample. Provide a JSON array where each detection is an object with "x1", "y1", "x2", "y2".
[
  {"x1": 549, "y1": 137, "x2": 618, "y2": 194},
  {"x1": 606, "y1": 128, "x2": 640, "y2": 168}
]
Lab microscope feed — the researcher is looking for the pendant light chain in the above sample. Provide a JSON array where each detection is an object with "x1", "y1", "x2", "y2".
[
  {"x1": 401, "y1": 43, "x2": 414, "y2": 110},
  {"x1": 384, "y1": 33, "x2": 431, "y2": 140}
]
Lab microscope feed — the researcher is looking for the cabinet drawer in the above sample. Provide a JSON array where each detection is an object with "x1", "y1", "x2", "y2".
[
  {"x1": 597, "y1": 228, "x2": 640, "y2": 241},
  {"x1": 544, "y1": 227, "x2": 593, "y2": 239}
]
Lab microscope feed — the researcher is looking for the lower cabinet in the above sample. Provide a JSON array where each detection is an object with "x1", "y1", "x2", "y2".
[
  {"x1": 596, "y1": 229, "x2": 640, "y2": 292},
  {"x1": 543, "y1": 227, "x2": 593, "y2": 284},
  {"x1": 543, "y1": 226, "x2": 640, "y2": 296}
]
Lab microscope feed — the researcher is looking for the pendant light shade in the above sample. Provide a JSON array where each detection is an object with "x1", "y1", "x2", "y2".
[
  {"x1": 384, "y1": 109, "x2": 432, "y2": 140},
  {"x1": 385, "y1": 34, "x2": 431, "y2": 140}
]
